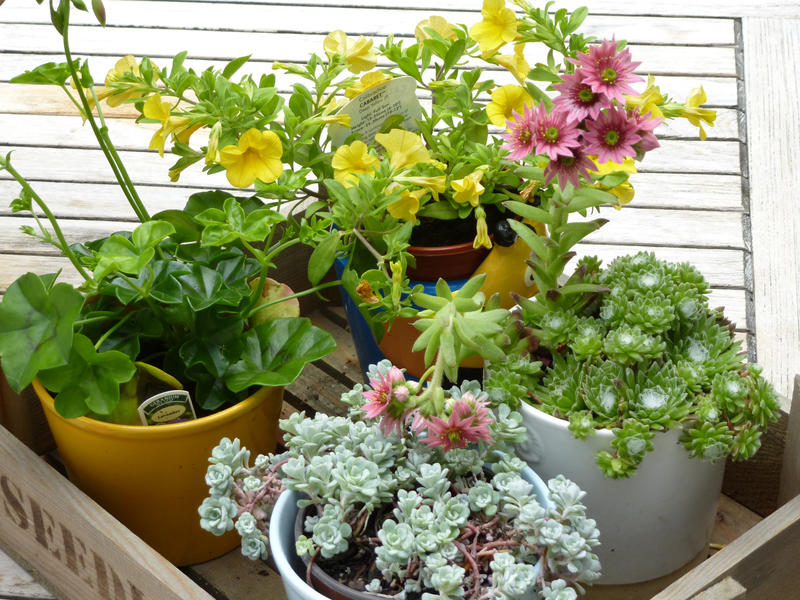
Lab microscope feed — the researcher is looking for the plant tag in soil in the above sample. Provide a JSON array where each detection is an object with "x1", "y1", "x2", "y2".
[
  {"x1": 328, "y1": 75, "x2": 422, "y2": 147},
  {"x1": 137, "y1": 390, "x2": 197, "y2": 426}
]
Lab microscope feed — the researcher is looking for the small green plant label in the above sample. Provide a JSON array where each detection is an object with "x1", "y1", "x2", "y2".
[{"x1": 137, "y1": 390, "x2": 197, "y2": 426}]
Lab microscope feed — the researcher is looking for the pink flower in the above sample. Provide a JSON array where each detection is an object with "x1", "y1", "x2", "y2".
[
  {"x1": 422, "y1": 396, "x2": 493, "y2": 452},
  {"x1": 582, "y1": 106, "x2": 641, "y2": 164},
  {"x1": 531, "y1": 103, "x2": 581, "y2": 161},
  {"x1": 543, "y1": 149, "x2": 597, "y2": 191},
  {"x1": 630, "y1": 109, "x2": 663, "y2": 155},
  {"x1": 362, "y1": 366, "x2": 406, "y2": 421},
  {"x1": 552, "y1": 71, "x2": 612, "y2": 121},
  {"x1": 570, "y1": 39, "x2": 643, "y2": 104},
  {"x1": 501, "y1": 104, "x2": 536, "y2": 161}
]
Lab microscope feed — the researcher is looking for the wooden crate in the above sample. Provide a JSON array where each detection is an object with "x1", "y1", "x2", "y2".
[{"x1": 1, "y1": 312, "x2": 798, "y2": 599}]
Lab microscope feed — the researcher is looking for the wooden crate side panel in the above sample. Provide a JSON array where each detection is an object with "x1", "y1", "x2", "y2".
[
  {"x1": 652, "y1": 494, "x2": 800, "y2": 599},
  {"x1": 0, "y1": 372, "x2": 54, "y2": 455},
  {"x1": 0, "y1": 425, "x2": 213, "y2": 600}
]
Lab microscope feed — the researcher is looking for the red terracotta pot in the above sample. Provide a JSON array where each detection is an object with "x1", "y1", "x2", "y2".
[{"x1": 406, "y1": 241, "x2": 491, "y2": 281}]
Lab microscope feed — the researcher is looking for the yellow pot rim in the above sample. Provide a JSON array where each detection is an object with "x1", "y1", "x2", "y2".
[{"x1": 33, "y1": 378, "x2": 278, "y2": 440}]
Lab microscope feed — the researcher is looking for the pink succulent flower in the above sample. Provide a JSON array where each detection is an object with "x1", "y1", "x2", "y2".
[
  {"x1": 552, "y1": 71, "x2": 612, "y2": 121},
  {"x1": 570, "y1": 39, "x2": 643, "y2": 104},
  {"x1": 531, "y1": 103, "x2": 581, "y2": 161},
  {"x1": 501, "y1": 104, "x2": 536, "y2": 161},
  {"x1": 582, "y1": 106, "x2": 641, "y2": 164},
  {"x1": 543, "y1": 149, "x2": 597, "y2": 191},
  {"x1": 362, "y1": 366, "x2": 406, "y2": 421},
  {"x1": 422, "y1": 397, "x2": 493, "y2": 452}
]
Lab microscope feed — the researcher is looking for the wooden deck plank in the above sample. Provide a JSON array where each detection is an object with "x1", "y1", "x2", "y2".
[
  {"x1": 0, "y1": 547, "x2": 53, "y2": 599},
  {"x1": 743, "y1": 17, "x2": 800, "y2": 407}
]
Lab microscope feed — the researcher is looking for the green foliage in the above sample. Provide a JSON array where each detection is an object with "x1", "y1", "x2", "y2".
[{"x1": 486, "y1": 251, "x2": 782, "y2": 478}]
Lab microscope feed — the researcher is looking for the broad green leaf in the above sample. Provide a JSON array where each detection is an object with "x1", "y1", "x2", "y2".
[
  {"x1": 225, "y1": 318, "x2": 336, "y2": 391},
  {"x1": 222, "y1": 55, "x2": 252, "y2": 79},
  {"x1": 10, "y1": 61, "x2": 79, "y2": 86},
  {"x1": 175, "y1": 264, "x2": 224, "y2": 311},
  {"x1": 151, "y1": 209, "x2": 202, "y2": 243},
  {"x1": 0, "y1": 273, "x2": 83, "y2": 391},
  {"x1": 132, "y1": 220, "x2": 175, "y2": 250},
  {"x1": 93, "y1": 234, "x2": 153, "y2": 282},
  {"x1": 307, "y1": 231, "x2": 339, "y2": 285},
  {"x1": 38, "y1": 334, "x2": 136, "y2": 417},
  {"x1": 178, "y1": 310, "x2": 244, "y2": 379}
]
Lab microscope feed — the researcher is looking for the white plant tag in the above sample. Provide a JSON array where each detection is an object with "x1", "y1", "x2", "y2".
[
  {"x1": 137, "y1": 390, "x2": 197, "y2": 426},
  {"x1": 329, "y1": 75, "x2": 422, "y2": 148}
]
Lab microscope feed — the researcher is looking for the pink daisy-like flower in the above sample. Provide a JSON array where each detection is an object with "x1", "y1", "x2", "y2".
[
  {"x1": 570, "y1": 39, "x2": 643, "y2": 104},
  {"x1": 630, "y1": 109, "x2": 663, "y2": 155},
  {"x1": 501, "y1": 104, "x2": 536, "y2": 161},
  {"x1": 422, "y1": 398, "x2": 493, "y2": 452},
  {"x1": 552, "y1": 71, "x2": 612, "y2": 121},
  {"x1": 543, "y1": 149, "x2": 597, "y2": 191},
  {"x1": 582, "y1": 106, "x2": 642, "y2": 164},
  {"x1": 362, "y1": 366, "x2": 406, "y2": 421},
  {"x1": 530, "y1": 103, "x2": 581, "y2": 161}
]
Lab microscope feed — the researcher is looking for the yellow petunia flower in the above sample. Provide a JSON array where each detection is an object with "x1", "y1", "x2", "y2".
[
  {"x1": 332, "y1": 140, "x2": 380, "y2": 186},
  {"x1": 681, "y1": 87, "x2": 717, "y2": 141},
  {"x1": 415, "y1": 16, "x2": 458, "y2": 44},
  {"x1": 143, "y1": 93, "x2": 171, "y2": 123},
  {"x1": 323, "y1": 30, "x2": 377, "y2": 74},
  {"x1": 625, "y1": 74, "x2": 664, "y2": 119},
  {"x1": 143, "y1": 93, "x2": 201, "y2": 157},
  {"x1": 388, "y1": 188, "x2": 428, "y2": 222},
  {"x1": 473, "y1": 207, "x2": 492, "y2": 249},
  {"x1": 104, "y1": 55, "x2": 150, "y2": 108},
  {"x1": 374, "y1": 129, "x2": 431, "y2": 170},
  {"x1": 486, "y1": 84, "x2": 534, "y2": 128},
  {"x1": 469, "y1": 0, "x2": 518, "y2": 57},
  {"x1": 589, "y1": 157, "x2": 637, "y2": 209},
  {"x1": 493, "y1": 43, "x2": 530, "y2": 85},
  {"x1": 345, "y1": 71, "x2": 392, "y2": 99},
  {"x1": 394, "y1": 175, "x2": 447, "y2": 201},
  {"x1": 218, "y1": 128, "x2": 283, "y2": 188},
  {"x1": 451, "y1": 169, "x2": 486, "y2": 207},
  {"x1": 319, "y1": 113, "x2": 352, "y2": 127}
]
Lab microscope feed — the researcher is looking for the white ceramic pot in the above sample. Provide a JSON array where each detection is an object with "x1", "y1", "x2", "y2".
[
  {"x1": 516, "y1": 403, "x2": 725, "y2": 584},
  {"x1": 269, "y1": 464, "x2": 550, "y2": 599}
]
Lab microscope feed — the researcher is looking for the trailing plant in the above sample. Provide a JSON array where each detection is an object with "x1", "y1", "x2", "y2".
[
  {"x1": 0, "y1": 0, "x2": 336, "y2": 422},
  {"x1": 200, "y1": 276, "x2": 601, "y2": 599},
  {"x1": 485, "y1": 251, "x2": 782, "y2": 478}
]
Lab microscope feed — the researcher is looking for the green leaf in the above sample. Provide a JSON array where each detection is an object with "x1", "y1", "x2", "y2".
[
  {"x1": 175, "y1": 264, "x2": 224, "y2": 311},
  {"x1": 0, "y1": 273, "x2": 84, "y2": 391},
  {"x1": 178, "y1": 310, "x2": 244, "y2": 379},
  {"x1": 38, "y1": 334, "x2": 135, "y2": 417},
  {"x1": 504, "y1": 200, "x2": 553, "y2": 225},
  {"x1": 225, "y1": 318, "x2": 336, "y2": 391},
  {"x1": 10, "y1": 61, "x2": 79, "y2": 86},
  {"x1": 151, "y1": 209, "x2": 202, "y2": 243},
  {"x1": 132, "y1": 220, "x2": 175, "y2": 250},
  {"x1": 307, "y1": 231, "x2": 339, "y2": 285},
  {"x1": 93, "y1": 234, "x2": 153, "y2": 282},
  {"x1": 528, "y1": 67, "x2": 562, "y2": 83},
  {"x1": 507, "y1": 219, "x2": 549, "y2": 258},
  {"x1": 222, "y1": 55, "x2": 251, "y2": 79}
]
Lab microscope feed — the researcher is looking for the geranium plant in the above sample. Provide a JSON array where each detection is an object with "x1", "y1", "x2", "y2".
[
  {"x1": 0, "y1": 0, "x2": 337, "y2": 422},
  {"x1": 82, "y1": 0, "x2": 716, "y2": 338},
  {"x1": 200, "y1": 276, "x2": 602, "y2": 599}
]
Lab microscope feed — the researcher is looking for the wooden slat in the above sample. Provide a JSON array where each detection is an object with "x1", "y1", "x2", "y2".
[
  {"x1": 744, "y1": 17, "x2": 800, "y2": 408},
  {"x1": 0, "y1": 425, "x2": 213, "y2": 600},
  {"x1": 779, "y1": 376, "x2": 800, "y2": 505},
  {"x1": 0, "y1": 547, "x2": 53, "y2": 599},
  {"x1": 652, "y1": 493, "x2": 800, "y2": 599}
]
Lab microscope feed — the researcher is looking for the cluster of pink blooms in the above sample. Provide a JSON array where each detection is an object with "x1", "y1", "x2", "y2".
[
  {"x1": 501, "y1": 39, "x2": 661, "y2": 191},
  {"x1": 360, "y1": 366, "x2": 494, "y2": 452}
]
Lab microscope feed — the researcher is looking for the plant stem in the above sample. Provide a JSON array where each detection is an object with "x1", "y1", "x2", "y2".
[
  {"x1": 246, "y1": 280, "x2": 341, "y2": 319},
  {"x1": 59, "y1": 3, "x2": 150, "y2": 222},
  {"x1": 93, "y1": 312, "x2": 133, "y2": 350},
  {"x1": 0, "y1": 159, "x2": 91, "y2": 281}
]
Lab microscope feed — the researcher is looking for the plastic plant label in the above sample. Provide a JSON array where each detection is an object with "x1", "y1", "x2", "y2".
[
  {"x1": 329, "y1": 75, "x2": 422, "y2": 147},
  {"x1": 137, "y1": 390, "x2": 197, "y2": 426}
]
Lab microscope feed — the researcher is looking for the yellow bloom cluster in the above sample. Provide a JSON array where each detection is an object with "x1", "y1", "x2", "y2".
[
  {"x1": 218, "y1": 129, "x2": 283, "y2": 188},
  {"x1": 142, "y1": 93, "x2": 200, "y2": 157},
  {"x1": 486, "y1": 85, "x2": 533, "y2": 128},
  {"x1": 469, "y1": 0, "x2": 518, "y2": 57},
  {"x1": 323, "y1": 30, "x2": 377, "y2": 74}
]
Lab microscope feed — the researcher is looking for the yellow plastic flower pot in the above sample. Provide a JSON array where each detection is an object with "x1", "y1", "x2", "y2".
[{"x1": 33, "y1": 379, "x2": 283, "y2": 566}]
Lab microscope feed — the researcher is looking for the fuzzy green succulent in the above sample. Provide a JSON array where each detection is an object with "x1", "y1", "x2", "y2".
[{"x1": 486, "y1": 251, "x2": 782, "y2": 479}]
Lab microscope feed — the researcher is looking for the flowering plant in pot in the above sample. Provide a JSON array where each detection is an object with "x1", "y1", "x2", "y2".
[
  {"x1": 200, "y1": 275, "x2": 602, "y2": 599},
  {"x1": 0, "y1": 0, "x2": 336, "y2": 564}
]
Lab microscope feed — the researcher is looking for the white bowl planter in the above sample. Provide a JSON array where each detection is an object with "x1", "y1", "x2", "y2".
[{"x1": 516, "y1": 402, "x2": 725, "y2": 584}]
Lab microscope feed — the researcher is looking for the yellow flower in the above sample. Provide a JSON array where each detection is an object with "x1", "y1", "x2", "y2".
[
  {"x1": 415, "y1": 16, "x2": 458, "y2": 44},
  {"x1": 394, "y1": 175, "x2": 446, "y2": 201},
  {"x1": 104, "y1": 55, "x2": 149, "y2": 108},
  {"x1": 332, "y1": 140, "x2": 379, "y2": 185},
  {"x1": 143, "y1": 93, "x2": 200, "y2": 157},
  {"x1": 206, "y1": 121, "x2": 222, "y2": 165},
  {"x1": 486, "y1": 85, "x2": 533, "y2": 128},
  {"x1": 681, "y1": 87, "x2": 717, "y2": 141},
  {"x1": 323, "y1": 30, "x2": 377, "y2": 74},
  {"x1": 345, "y1": 71, "x2": 392, "y2": 99},
  {"x1": 625, "y1": 75, "x2": 664, "y2": 119},
  {"x1": 493, "y1": 43, "x2": 530, "y2": 85},
  {"x1": 218, "y1": 128, "x2": 283, "y2": 188},
  {"x1": 589, "y1": 157, "x2": 637, "y2": 209},
  {"x1": 388, "y1": 188, "x2": 428, "y2": 222},
  {"x1": 319, "y1": 113, "x2": 352, "y2": 127},
  {"x1": 374, "y1": 129, "x2": 431, "y2": 170},
  {"x1": 451, "y1": 169, "x2": 486, "y2": 207},
  {"x1": 473, "y1": 208, "x2": 492, "y2": 249},
  {"x1": 469, "y1": 0, "x2": 518, "y2": 57}
]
